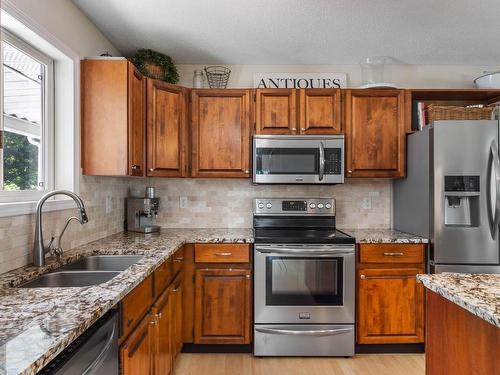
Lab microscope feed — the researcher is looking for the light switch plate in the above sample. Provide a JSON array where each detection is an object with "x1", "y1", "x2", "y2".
[
  {"x1": 180, "y1": 197, "x2": 188, "y2": 209},
  {"x1": 361, "y1": 197, "x2": 372, "y2": 210},
  {"x1": 105, "y1": 196, "x2": 112, "y2": 214}
]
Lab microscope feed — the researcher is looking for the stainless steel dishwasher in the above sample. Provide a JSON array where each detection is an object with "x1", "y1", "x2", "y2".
[{"x1": 38, "y1": 309, "x2": 119, "y2": 374}]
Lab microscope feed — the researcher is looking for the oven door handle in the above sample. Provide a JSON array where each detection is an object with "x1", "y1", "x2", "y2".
[
  {"x1": 255, "y1": 327, "x2": 353, "y2": 337},
  {"x1": 256, "y1": 247, "x2": 354, "y2": 255}
]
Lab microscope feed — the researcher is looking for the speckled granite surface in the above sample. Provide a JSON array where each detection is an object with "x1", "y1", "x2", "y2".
[
  {"x1": 417, "y1": 273, "x2": 500, "y2": 328},
  {"x1": 0, "y1": 228, "x2": 253, "y2": 375},
  {"x1": 340, "y1": 228, "x2": 428, "y2": 244}
]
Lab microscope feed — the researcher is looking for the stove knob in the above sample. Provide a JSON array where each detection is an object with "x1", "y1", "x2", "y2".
[
  {"x1": 317, "y1": 203, "x2": 324, "y2": 209},
  {"x1": 325, "y1": 203, "x2": 332, "y2": 209},
  {"x1": 266, "y1": 202, "x2": 273, "y2": 209},
  {"x1": 309, "y1": 203, "x2": 316, "y2": 209},
  {"x1": 258, "y1": 202, "x2": 264, "y2": 209}
]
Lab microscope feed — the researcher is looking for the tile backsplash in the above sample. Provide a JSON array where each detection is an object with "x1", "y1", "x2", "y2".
[
  {"x1": 131, "y1": 178, "x2": 392, "y2": 229},
  {"x1": 0, "y1": 177, "x2": 391, "y2": 274},
  {"x1": 0, "y1": 176, "x2": 130, "y2": 274}
]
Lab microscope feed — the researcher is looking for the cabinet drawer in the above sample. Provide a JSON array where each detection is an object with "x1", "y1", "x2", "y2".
[
  {"x1": 172, "y1": 248, "x2": 184, "y2": 276},
  {"x1": 359, "y1": 244, "x2": 425, "y2": 264},
  {"x1": 122, "y1": 275, "x2": 153, "y2": 339},
  {"x1": 195, "y1": 244, "x2": 250, "y2": 263},
  {"x1": 154, "y1": 257, "x2": 173, "y2": 298}
]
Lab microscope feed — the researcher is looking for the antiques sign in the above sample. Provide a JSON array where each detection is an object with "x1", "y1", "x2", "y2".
[{"x1": 253, "y1": 73, "x2": 347, "y2": 89}]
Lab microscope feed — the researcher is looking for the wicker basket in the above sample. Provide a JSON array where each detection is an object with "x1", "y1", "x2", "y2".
[
  {"x1": 425, "y1": 104, "x2": 494, "y2": 123},
  {"x1": 143, "y1": 62, "x2": 165, "y2": 80}
]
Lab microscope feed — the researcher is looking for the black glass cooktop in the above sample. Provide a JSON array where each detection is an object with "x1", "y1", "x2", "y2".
[{"x1": 253, "y1": 228, "x2": 355, "y2": 244}]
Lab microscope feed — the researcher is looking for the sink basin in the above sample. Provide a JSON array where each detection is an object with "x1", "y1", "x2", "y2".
[
  {"x1": 58, "y1": 255, "x2": 143, "y2": 272},
  {"x1": 19, "y1": 271, "x2": 120, "y2": 288}
]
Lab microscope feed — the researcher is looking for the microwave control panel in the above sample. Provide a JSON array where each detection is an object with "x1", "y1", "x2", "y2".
[{"x1": 324, "y1": 148, "x2": 342, "y2": 175}]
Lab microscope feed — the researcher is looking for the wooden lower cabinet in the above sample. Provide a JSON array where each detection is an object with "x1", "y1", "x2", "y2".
[
  {"x1": 171, "y1": 274, "x2": 183, "y2": 359},
  {"x1": 152, "y1": 287, "x2": 173, "y2": 375},
  {"x1": 356, "y1": 244, "x2": 425, "y2": 345},
  {"x1": 357, "y1": 267, "x2": 425, "y2": 344},
  {"x1": 121, "y1": 256, "x2": 184, "y2": 375},
  {"x1": 194, "y1": 268, "x2": 251, "y2": 344},
  {"x1": 121, "y1": 312, "x2": 154, "y2": 375}
]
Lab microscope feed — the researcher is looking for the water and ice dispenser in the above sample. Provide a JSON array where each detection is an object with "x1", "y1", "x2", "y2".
[{"x1": 444, "y1": 176, "x2": 480, "y2": 227}]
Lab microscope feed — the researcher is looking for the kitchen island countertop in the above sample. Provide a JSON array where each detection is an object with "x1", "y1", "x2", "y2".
[{"x1": 417, "y1": 272, "x2": 500, "y2": 328}]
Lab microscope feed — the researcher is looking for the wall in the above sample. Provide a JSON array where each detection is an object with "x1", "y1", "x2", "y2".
[
  {"x1": 176, "y1": 64, "x2": 500, "y2": 88},
  {"x1": 0, "y1": 0, "x2": 124, "y2": 274},
  {"x1": 130, "y1": 178, "x2": 391, "y2": 230}
]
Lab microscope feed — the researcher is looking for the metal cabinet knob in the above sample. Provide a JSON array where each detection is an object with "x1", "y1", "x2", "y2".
[
  {"x1": 348, "y1": 170, "x2": 353, "y2": 173},
  {"x1": 244, "y1": 170, "x2": 249, "y2": 173},
  {"x1": 149, "y1": 319, "x2": 157, "y2": 326},
  {"x1": 149, "y1": 168, "x2": 154, "y2": 172},
  {"x1": 131, "y1": 165, "x2": 140, "y2": 170}
]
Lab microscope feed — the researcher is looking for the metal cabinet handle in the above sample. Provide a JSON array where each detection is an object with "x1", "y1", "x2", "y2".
[
  {"x1": 215, "y1": 252, "x2": 232, "y2": 256},
  {"x1": 131, "y1": 165, "x2": 140, "y2": 170},
  {"x1": 174, "y1": 257, "x2": 183, "y2": 263},
  {"x1": 149, "y1": 319, "x2": 157, "y2": 326},
  {"x1": 156, "y1": 313, "x2": 162, "y2": 320},
  {"x1": 383, "y1": 252, "x2": 404, "y2": 256},
  {"x1": 360, "y1": 274, "x2": 414, "y2": 280}
]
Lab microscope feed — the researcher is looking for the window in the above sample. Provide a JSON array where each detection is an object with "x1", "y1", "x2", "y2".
[
  {"x1": 0, "y1": 6, "x2": 79, "y2": 216},
  {"x1": 0, "y1": 28, "x2": 54, "y2": 201}
]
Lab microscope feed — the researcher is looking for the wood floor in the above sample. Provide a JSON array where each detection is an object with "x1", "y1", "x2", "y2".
[{"x1": 175, "y1": 353, "x2": 425, "y2": 375}]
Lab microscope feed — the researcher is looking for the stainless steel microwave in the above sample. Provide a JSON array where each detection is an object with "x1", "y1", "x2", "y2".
[{"x1": 252, "y1": 135, "x2": 345, "y2": 184}]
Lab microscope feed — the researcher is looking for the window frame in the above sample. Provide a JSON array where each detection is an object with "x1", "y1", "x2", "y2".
[{"x1": 0, "y1": 27, "x2": 54, "y2": 202}]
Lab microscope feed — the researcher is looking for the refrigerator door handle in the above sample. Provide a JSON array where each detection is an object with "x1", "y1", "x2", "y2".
[{"x1": 488, "y1": 141, "x2": 500, "y2": 238}]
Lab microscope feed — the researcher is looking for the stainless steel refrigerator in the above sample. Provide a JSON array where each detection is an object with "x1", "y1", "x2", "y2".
[{"x1": 394, "y1": 120, "x2": 500, "y2": 273}]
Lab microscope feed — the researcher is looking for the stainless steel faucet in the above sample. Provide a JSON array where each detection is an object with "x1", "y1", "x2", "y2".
[{"x1": 33, "y1": 190, "x2": 89, "y2": 267}]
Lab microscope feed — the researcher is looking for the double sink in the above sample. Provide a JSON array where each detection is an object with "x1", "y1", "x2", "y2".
[{"x1": 20, "y1": 255, "x2": 143, "y2": 288}]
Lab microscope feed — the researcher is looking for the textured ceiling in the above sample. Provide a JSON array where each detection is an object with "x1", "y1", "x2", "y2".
[{"x1": 73, "y1": 0, "x2": 500, "y2": 65}]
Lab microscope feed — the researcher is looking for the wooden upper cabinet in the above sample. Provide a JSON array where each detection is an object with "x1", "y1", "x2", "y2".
[
  {"x1": 191, "y1": 90, "x2": 252, "y2": 177},
  {"x1": 357, "y1": 267, "x2": 425, "y2": 344},
  {"x1": 194, "y1": 268, "x2": 251, "y2": 344},
  {"x1": 255, "y1": 89, "x2": 298, "y2": 134},
  {"x1": 299, "y1": 89, "x2": 342, "y2": 134},
  {"x1": 146, "y1": 80, "x2": 188, "y2": 177},
  {"x1": 345, "y1": 89, "x2": 406, "y2": 178},
  {"x1": 81, "y1": 59, "x2": 146, "y2": 176}
]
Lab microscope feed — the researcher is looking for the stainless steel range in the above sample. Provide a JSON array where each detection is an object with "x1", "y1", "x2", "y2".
[{"x1": 253, "y1": 198, "x2": 356, "y2": 357}]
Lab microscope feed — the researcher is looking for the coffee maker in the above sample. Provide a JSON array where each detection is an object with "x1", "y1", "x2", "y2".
[{"x1": 126, "y1": 187, "x2": 160, "y2": 233}]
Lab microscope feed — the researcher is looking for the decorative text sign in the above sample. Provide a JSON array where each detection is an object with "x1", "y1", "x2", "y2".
[{"x1": 253, "y1": 73, "x2": 347, "y2": 89}]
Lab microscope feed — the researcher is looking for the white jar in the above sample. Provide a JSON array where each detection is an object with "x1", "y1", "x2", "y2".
[{"x1": 193, "y1": 70, "x2": 205, "y2": 88}]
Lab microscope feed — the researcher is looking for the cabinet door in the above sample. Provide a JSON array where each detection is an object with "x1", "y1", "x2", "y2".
[
  {"x1": 345, "y1": 89, "x2": 406, "y2": 177},
  {"x1": 152, "y1": 288, "x2": 173, "y2": 375},
  {"x1": 128, "y1": 64, "x2": 146, "y2": 176},
  {"x1": 147, "y1": 79, "x2": 188, "y2": 177},
  {"x1": 299, "y1": 89, "x2": 342, "y2": 134},
  {"x1": 121, "y1": 313, "x2": 154, "y2": 375},
  {"x1": 191, "y1": 90, "x2": 251, "y2": 177},
  {"x1": 357, "y1": 267, "x2": 425, "y2": 344},
  {"x1": 194, "y1": 268, "x2": 251, "y2": 344},
  {"x1": 171, "y1": 274, "x2": 183, "y2": 359},
  {"x1": 255, "y1": 89, "x2": 298, "y2": 134}
]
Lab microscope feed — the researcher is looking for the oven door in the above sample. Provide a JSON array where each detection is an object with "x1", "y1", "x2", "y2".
[
  {"x1": 253, "y1": 136, "x2": 344, "y2": 184},
  {"x1": 254, "y1": 244, "x2": 355, "y2": 324}
]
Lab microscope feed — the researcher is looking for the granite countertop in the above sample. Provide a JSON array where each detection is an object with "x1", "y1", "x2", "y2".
[
  {"x1": 0, "y1": 226, "x2": 426, "y2": 374},
  {"x1": 0, "y1": 228, "x2": 253, "y2": 375},
  {"x1": 340, "y1": 228, "x2": 428, "y2": 244},
  {"x1": 417, "y1": 273, "x2": 500, "y2": 328}
]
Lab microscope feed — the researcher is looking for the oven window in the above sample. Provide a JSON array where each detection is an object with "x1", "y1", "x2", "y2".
[
  {"x1": 255, "y1": 148, "x2": 319, "y2": 175},
  {"x1": 266, "y1": 257, "x2": 343, "y2": 305}
]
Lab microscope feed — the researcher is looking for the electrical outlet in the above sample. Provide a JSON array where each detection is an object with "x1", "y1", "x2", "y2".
[
  {"x1": 361, "y1": 197, "x2": 372, "y2": 210},
  {"x1": 105, "y1": 196, "x2": 112, "y2": 214},
  {"x1": 180, "y1": 197, "x2": 188, "y2": 209}
]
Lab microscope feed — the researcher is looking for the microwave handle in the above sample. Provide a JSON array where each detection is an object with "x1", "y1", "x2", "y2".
[{"x1": 319, "y1": 141, "x2": 325, "y2": 181}]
